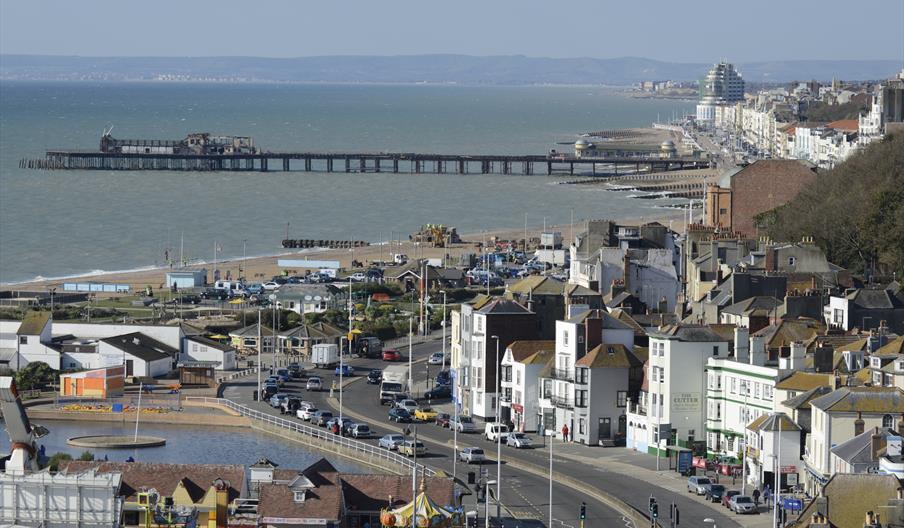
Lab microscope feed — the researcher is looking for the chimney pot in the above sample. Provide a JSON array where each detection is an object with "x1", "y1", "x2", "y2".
[{"x1": 855, "y1": 412, "x2": 865, "y2": 436}]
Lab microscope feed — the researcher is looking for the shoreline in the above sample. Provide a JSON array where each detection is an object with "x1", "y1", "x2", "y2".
[{"x1": 2, "y1": 210, "x2": 685, "y2": 292}]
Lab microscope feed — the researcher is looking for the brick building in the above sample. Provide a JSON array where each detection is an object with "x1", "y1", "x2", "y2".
[{"x1": 704, "y1": 160, "x2": 818, "y2": 237}]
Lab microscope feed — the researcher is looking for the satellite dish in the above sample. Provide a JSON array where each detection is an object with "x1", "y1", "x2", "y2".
[
  {"x1": 304, "y1": 295, "x2": 312, "y2": 301},
  {"x1": 314, "y1": 295, "x2": 322, "y2": 301}
]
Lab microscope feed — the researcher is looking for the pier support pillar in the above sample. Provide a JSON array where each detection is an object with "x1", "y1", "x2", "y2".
[
  {"x1": 305, "y1": 158, "x2": 312, "y2": 171},
  {"x1": 345, "y1": 158, "x2": 351, "y2": 173},
  {"x1": 327, "y1": 158, "x2": 333, "y2": 172},
  {"x1": 393, "y1": 159, "x2": 399, "y2": 173}
]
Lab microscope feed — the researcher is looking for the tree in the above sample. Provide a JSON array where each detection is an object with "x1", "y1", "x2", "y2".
[
  {"x1": 78, "y1": 450, "x2": 95, "y2": 461},
  {"x1": 45, "y1": 452, "x2": 73, "y2": 471},
  {"x1": 15, "y1": 361, "x2": 55, "y2": 391}
]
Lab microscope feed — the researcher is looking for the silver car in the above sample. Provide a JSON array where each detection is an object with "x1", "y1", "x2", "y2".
[
  {"x1": 379, "y1": 434, "x2": 405, "y2": 450},
  {"x1": 459, "y1": 447, "x2": 486, "y2": 464},
  {"x1": 729, "y1": 495, "x2": 757, "y2": 514},
  {"x1": 687, "y1": 476, "x2": 712, "y2": 495},
  {"x1": 451, "y1": 415, "x2": 476, "y2": 433}
]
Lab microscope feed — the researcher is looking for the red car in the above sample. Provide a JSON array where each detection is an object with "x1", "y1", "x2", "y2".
[
  {"x1": 382, "y1": 349, "x2": 402, "y2": 361},
  {"x1": 435, "y1": 412, "x2": 451, "y2": 427}
]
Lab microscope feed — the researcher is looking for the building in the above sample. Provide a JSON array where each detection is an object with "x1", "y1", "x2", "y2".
[
  {"x1": 506, "y1": 276, "x2": 601, "y2": 339},
  {"x1": 0, "y1": 470, "x2": 122, "y2": 527},
  {"x1": 59, "y1": 366, "x2": 125, "y2": 398},
  {"x1": 229, "y1": 323, "x2": 277, "y2": 354},
  {"x1": 745, "y1": 413, "x2": 802, "y2": 492},
  {"x1": 454, "y1": 297, "x2": 538, "y2": 420},
  {"x1": 703, "y1": 160, "x2": 818, "y2": 237},
  {"x1": 276, "y1": 284, "x2": 346, "y2": 316},
  {"x1": 824, "y1": 289, "x2": 904, "y2": 334},
  {"x1": 830, "y1": 426, "x2": 901, "y2": 476},
  {"x1": 278, "y1": 322, "x2": 345, "y2": 360},
  {"x1": 500, "y1": 340, "x2": 555, "y2": 432},
  {"x1": 183, "y1": 335, "x2": 237, "y2": 370},
  {"x1": 165, "y1": 269, "x2": 208, "y2": 289},
  {"x1": 805, "y1": 387, "x2": 904, "y2": 494},
  {"x1": 787, "y1": 473, "x2": 904, "y2": 528},
  {"x1": 98, "y1": 332, "x2": 177, "y2": 378},
  {"x1": 696, "y1": 62, "x2": 745, "y2": 123}
]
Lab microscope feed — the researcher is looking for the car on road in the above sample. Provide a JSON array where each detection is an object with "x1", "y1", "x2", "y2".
[
  {"x1": 505, "y1": 432, "x2": 532, "y2": 448},
  {"x1": 269, "y1": 393, "x2": 289, "y2": 408},
  {"x1": 297, "y1": 407, "x2": 319, "y2": 421},
  {"x1": 382, "y1": 349, "x2": 402, "y2": 362},
  {"x1": 267, "y1": 375, "x2": 283, "y2": 387},
  {"x1": 349, "y1": 424, "x2": 372, "y2": 439},
  {"x1": 459, "y1": 447, "x2": 486, "y2": 464},
  {"x1": 201, "y1": 289, "x2": 230, "y2": 301},
  {"x1": 261, "y1": 384, "x2": 277, "y2": 400},
  {"x1": 414, "y1": 407, "x2": 438, "y2": 422},
  {"x1": 379, "y1": 434, "x2": 405, "y2": 450},
  {"x1": 335, "y1": 364, "x2": 355, "y2": 377},
  {"x1": 722, "y1": 490, "x2": 741, "y2": 508},
  {"x1": 306, "y1": 377, "x2": 323, "y2": 391},
  {"x1": 288, "y1": 363, "x2": 305, "y2": 378},
  {"x1": 435, "y1": 413, "x2": 451, "y2": 427},
  {"x1": 705, "y1": 484, "x2": 726, "y2": 502},
  {"x1": 729, "y1": 495, "x2": 757, "y2": 514},
  {"x1": 394, "y1": 399, "x2": 419, "y2": 414},
  {"x1": 687, "y1": 476, "x2": 712, "y2": 495},
  {"x1": 398, "y1": 440, "x2": 426, "y2": 457},
  {"x1": 326, "y1": 417, "x2": 354, "y2": 434},
  {"x1": 424, "y1": 384, "x2": 451, "y2": 400},
  {"x1": 276, "y1": 369, "x2": 291, "y2": 383},
  {"x1": 312, "y1": 411, "x2": 334, "y2": 426},
  {"x1": 451, "y1": 415, "x2": 476, "y2": 433},
  {"x1": 367, "y1": 370, "x2": 382, "y2": 384},
  {"x1": 262, "y1": 281, "x2": 281, "y2": 291},
  {"x1": 348, "y1": 272, "x2": 367, "y2": 282},
  {"x1": 435, "y1": 370, "x2": 452, "y2": 386},
  {"x1": 484, "y1": 423, "x2": 510, "y2": 442},
  {"x1": 388, "y1": 408, "x2": 413, "y2": 423},
  {"x1": 280, "y1": 397, "x2": 302, "y2": 414},
  {"x1": 427, "y1": 352, "x2": 444, "y2": 365}
]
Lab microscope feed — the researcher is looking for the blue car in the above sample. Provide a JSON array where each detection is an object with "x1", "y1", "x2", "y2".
[
  {"x1": 335, "y1": 365, "x2": 355, "y2": 377},
  {"x1": 435, "y1": 370, "x2": 452, "y2": 386}
]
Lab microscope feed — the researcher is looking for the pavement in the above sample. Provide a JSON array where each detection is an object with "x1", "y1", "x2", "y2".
[{"x1": 222, "y1": 342, "x2": 774, "y2": 528}]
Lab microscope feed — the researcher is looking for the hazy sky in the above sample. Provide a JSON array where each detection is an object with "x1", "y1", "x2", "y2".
[{"x1": 2, "y1": 0, "x2": 902, "y2": 62}]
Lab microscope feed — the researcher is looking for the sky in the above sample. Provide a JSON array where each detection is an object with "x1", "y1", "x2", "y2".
[{"x1": 1, "y1": 0, "x2": 902, "y2": 63}]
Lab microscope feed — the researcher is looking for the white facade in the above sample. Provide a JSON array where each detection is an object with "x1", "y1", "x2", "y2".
[
  {"x1": 501, "y1": 347, "x2": 549, "y2": 432},
  {"x1": 183, "y1": 337, "x2": 237, "y2": 370},
  {"x1": 0, "y1": 470, "x2": 122, "y2": 527},
  {"x1": 97, "y1": 341, "x2": 172, "y2": 378}
]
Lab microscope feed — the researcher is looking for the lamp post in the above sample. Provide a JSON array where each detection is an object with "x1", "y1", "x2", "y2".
[
  {"x1": 491, "y1": 335, "x2": 502, "y2": 524},
  {"x1": 655, "y1": 346, "x2": 663, "y2": 471},
  {"x1": 269, "y1": 294, "x2": 278, "y2": 369},
  {"x1": 257, "y1": 308, "x2": 262, "y2": 400},
  {"x1": 339, "y1": 336, "x2": 347, "y2": 423},
  {"x1": 549, "y1": 425, "x2": 553, "y2": 528},
  {"x1": 741, "y1": 380, "x2": 749, "y2": 495},
  {"x1": 408, "y1": 317, "x2": 414, "y2": 396},
  {"x1": 452, "y1": 363, "x2": 459, "y2": 482},
  {"x1": 440, "y1": 290, "x2": 447, "y2": 371}
]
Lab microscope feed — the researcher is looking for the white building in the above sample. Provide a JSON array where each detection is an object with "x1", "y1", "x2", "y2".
[
  {"x1": 98, "y1": 333, "x2": 177, "y2": 378},
  {"x1": 500, "y1": 341, "x2": 555, "y2": 433},
  {"x1": 183, "y1": 335, "x2": 237, "y2": 370},
  {"x1": 0, "y1": 470, "x2": 123, "y2": 527},
  {"x1": 696, "y1": 62, "x2": 745, "y2": 124},
  {"x1": 745, "y1": 413, "x2": 802, "y2": 492}
]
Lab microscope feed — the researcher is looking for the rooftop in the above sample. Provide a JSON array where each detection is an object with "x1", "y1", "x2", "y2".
[
  {"x1": 506, "y1": 340, "x2": 556, "y2": 362},
  {"x1": 576, "y1": 343, "x2": 642, "y2": 369},
  {"x1": 100, "y1": 332, "x2": 177, "y2": 362},
  {"x1": 17, "y1": 311, "x2": 50, "y2": 336},
  {"x1": 810, "y1": 386, "x2": 904, "y2": 414}
]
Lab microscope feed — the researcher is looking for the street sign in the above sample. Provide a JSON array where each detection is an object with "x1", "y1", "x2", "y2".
[
  {"x1": 677, "y1": 451, "x2": 693, "y2": 473},
  {"x1": 781, "y1": 498, "x2": 803, "y2": 511}
]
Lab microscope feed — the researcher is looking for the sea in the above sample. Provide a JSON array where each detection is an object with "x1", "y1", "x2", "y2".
[{"x1": 0, "y1": 81, "x2": 692, "y2": 284}]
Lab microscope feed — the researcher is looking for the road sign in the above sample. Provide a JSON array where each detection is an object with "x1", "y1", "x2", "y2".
[{"x1": 781, "y1": 497, "x2": 803, "y2": 511}]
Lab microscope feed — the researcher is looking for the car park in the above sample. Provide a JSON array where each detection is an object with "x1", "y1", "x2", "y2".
[
  {"x1": 398, "y1": 441, "x2": 426, "y2": 457},
  {"x1": 297, "y1": 407, "x2": 319, "y2": 421},
  {"x1": 484, "y1": 422, "x2": 509, "y2": 442},
  {"x1": 505, "y1": 432, "x2": 532, "y2": 448},
  {"x1": 395, "y1": 399, "x2": 418, "y2": 413},
  {"x1": 427, "y1": 352, "x2": 444, "y2": 365},
  {"x1": 306, "y1": 377, "x2": 323, "y2": 391},
  {"x1": 424, "y1": 384, "x2": 451, "y2": 400},
  {"x1": 435, "y1": 413, "x2": 451, "y2": 427},
  {"x1": 451, "y1": 415, "x2": 476, "y2": 433},
  {"x1": 349, "y1": 424, "x2": 372, "y2": 439},
  {"x1": 414, "y1": 407, "x2": 438, "y2": 422},
  {"x1": 382, "y1": 349, "x2": 402, "y2": 362},
  {"x1": 312, "y1": 411, "x2": 334, "y2": 426},
  {"x1": 722, "y1": 490, "x2": 741, "y2": 508},
  {"x1": 705, "y1": 484, "x2": 726, "y2": 502},
  {"x1": 379, "y1": 434, "x2": 406, "y2": 450},
  {"x1": 367, "y1": 370, "x2": 382, "y2": 384},
  {"x1": 388, "y1": 408, "x2": 412, "y2": 423},
  {"x1": 729, "y1": 495, "x2": 757, "y2": 514},
  {"x1": 687, "y1": 476, "x2": 712, "y2": 495},
  {"x1": 459, "y1": 447, "x2": 485, "y2": 464}
]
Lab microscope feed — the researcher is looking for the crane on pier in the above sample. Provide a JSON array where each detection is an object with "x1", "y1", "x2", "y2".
[{"x1": 0, "y1": 376, "x2": 49, "y2": 475}]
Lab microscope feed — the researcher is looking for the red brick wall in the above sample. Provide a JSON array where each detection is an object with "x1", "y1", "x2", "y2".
[{"x1": 730, "y1": 160, "x2": 817, "y2": 237}]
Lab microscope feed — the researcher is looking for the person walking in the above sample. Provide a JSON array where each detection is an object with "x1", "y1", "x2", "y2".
[
  {"x1": 752, "y1": 488, "x2": 761, "y2": 507},
  {"x1": 763, "y1": 486, "x2": 772, "y2": 511},
  {"x1": 561, "y1": 424, "x2": 569, "y2": 442}
]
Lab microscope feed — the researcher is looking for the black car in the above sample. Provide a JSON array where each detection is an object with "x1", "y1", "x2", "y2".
[
  {"x1": 705, "y1": 484, "x2": 726, "y2": 502},
  {"x1": 367, "y1": 370, "x2": 382, "y2": 384},
  {"x1": 389, "y1": 408, "x2": 412, "y2": 423},
  {"x1": 424, "y1": 384, "x2": 452, "y2": 400},
  {"x1": 200, "y1": 289, "x2": 229, "y2": 301},
  {"x1": 435, "y1": 370, "x2": 452, "y2": 386}
]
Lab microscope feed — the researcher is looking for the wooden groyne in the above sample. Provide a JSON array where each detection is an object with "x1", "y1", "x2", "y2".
[{"x1": 281, "y1": 239, "x2": 370, "y2": 249}]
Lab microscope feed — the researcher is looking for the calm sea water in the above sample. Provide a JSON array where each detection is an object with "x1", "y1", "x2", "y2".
[{"x1": 0, "y1": 82, "x2": 692, "y2": 284}]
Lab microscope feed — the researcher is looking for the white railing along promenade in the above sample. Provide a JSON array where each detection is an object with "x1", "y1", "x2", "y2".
[{"x1": 185, "y1": 396, "x2": 434, "y2": 476}]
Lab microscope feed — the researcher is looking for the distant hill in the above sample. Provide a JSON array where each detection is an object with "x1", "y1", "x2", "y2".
[
  {"x1": 759, "y1": 132, "x2": 904, "y2": 278},
  {"x1": 0, "y1": 54, "x2": 899, "y2": 85}
]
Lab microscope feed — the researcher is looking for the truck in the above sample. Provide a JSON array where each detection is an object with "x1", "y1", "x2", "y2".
[
  {"x1": 380, "y1": 365, "x2": 410, "y2": 405},
  {"x1": 311, "y1": 343, "x2": 340, "y2": 369}
]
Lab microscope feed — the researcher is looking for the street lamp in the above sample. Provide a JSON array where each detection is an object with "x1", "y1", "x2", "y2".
[
  {"x1": 339, "y1": 336, "x2": 347, "y2": 424},
  {"x1": 491, "y1": 335, "x2": 502, "y2": 525},
  {"x1": 440, "y1": 290, "x2": 447, "y2": 371},
  {"x1": 740, "y1": 380, "x2": 749, "y2": 495},
  {"x1": 257, "y1": 308, "x2": 263, "y2": 401}
]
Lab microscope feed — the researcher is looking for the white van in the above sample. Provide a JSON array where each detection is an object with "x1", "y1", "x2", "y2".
[{"x1": 484, "y1": 422, "x2": 510, "y2": 442}]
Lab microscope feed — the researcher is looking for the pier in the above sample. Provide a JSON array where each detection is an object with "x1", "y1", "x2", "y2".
[{"x1": 21, "y1": 150, "x2": 712, "y2": 176}]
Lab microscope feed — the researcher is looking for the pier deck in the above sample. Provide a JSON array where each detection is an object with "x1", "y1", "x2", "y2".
[{"x1": 21, "y1": 150, "x2": 712, "y2": 176}]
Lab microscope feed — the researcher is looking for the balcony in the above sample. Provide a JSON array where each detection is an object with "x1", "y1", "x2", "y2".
[
  {"x1": 627, "y1": 400, "x2": 647, "y2": 416},
  {"x1": 550, "y1": 394, "x2": 574, "y2": 408},
  {"x1": 550, "y1": 368, "x2": 574, "y2": 382}
]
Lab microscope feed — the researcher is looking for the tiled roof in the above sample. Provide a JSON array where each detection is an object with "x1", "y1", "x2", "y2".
[
  {"x1": 566, "y1": 309, "x2": 634, "y2": 330},
  {"x1": 506, "y1": 341, "x2": 555, "y2": 362},
  {"x1": 810, "y1": 387, "x2": 904, "y2": 413},
  {"x1": 508, "y1": 276, "x2": 565, "y2": 296},
  {"x1": 564, "y1": 283, "x2": 601, "y2": 297},
  {"x1": 826, "y1": 119, "x2": 859, "y2": 132},
  {"x1": 649, "y1": 324, "x2": 726, "y2": 343},
  {"x1": 754, "y1": 320, "x2": 820, "y2": 349},
  {"x1": 608, "y1": 309, "x2": 647, "y2": 337},
  {"x1": 340, "y1": 475, "x2": 454, "y2": 512},
  {"x1": 475, "y1": 298, "x2": 532, "y2": 315},
  {"x1": 576, "y1": 344, "x2": 641, "y2": 369},
  {"x1": 230, "y1": 323, "x2": 276, "y2": 337},
  {"x1": 830, "y1": 427, "x2": 895, "y2": 465},
  {"x1": 776, "y1": 372, "x2": 835, "y2": 392},
  {"x1": 845, "y1": 288, "x2": 904, "y2": 309},
  {"x1": 522, "y1": 348, "x2": 556, "y2": 366},
  {"x1": 782, "y1": 386, "x2": 833, "y2": 410},
  {"x1": 876, "y1": 337, "x2": 904, "y2": 356},
  {"x1": 187, "y1": 335, "x2": 235, "y2": 352},
  {"x1": 747, "y1": 412, "x2": 800, "y2": 432},
  {"x1": 17, "y1": 311, "x2": 50, "y2": 336},
  {"x1": 721, "y1": 296, "x2": 782, "y2": 316},
  {"x1": 259, "y1": 473, "x2": 343, "y2": 522},
  {"x1": 60, "y1": 461, "x2": 244, "y2": 503},
  {"x1": 788, "y1": 473, "x2": 902, "y2": 528}
]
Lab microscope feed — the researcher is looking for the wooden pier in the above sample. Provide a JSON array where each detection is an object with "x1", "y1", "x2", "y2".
[{"x1": 20, "y1": 150, "x2": 712, "y2": 176}]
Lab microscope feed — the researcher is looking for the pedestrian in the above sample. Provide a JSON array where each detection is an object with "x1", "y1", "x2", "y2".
[
  {"x1": 752, "y1": 488, "x2": 760, "y2": 506},
  {"x1": 561, "y1": 424, "x2": 569, "y2": 442},
  {"x1": 764, "y1": 488, "x2": 772, "y2": 511}
]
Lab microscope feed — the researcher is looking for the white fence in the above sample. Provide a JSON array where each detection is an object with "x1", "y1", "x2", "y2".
[{"x1": 185, "y1": 397, "x2": 434, "y2": 476}]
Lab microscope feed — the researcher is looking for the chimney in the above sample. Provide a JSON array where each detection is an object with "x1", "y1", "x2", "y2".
[
  {"x1": 734, "y1": 326, "x2": 750, "y2": 363},
  {"x1": 750, "y1": 334, "x2": 767, "y2": 366},
  {"x1": 790, "y1": 341, "x2": 806, "y2": 370},
  {"x1": 584, "y1": 315, "x2": 603, "y2": 356},
  {"x1": 855, "y1": 412, "x2": 865, "y2": 437},
  {"x1": 611, "y1": 279, "x2": 625, "y2": 297},
  {"x1": 710, "y1": 239, "x2": 718, "y2": 273},
  {"x1": 623, "y1": 253, "x2": 631, "y2": 292},
  {"x1": 765, "y1": 248, "x2": 777, "y2": 272},
  {"x1": 872, "y1": 428, "x2": 884, "y2": 460}
]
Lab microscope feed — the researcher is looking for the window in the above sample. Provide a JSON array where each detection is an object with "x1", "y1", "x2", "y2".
[
  {"x1": 651, "y1": 393, "x2": 658, "y2": 417},
  {"x1": 754, "y1": 383, "x2": 761, "y2": 399},
  {"x1": 884, "y1": 414, "x2": 895, "y2": 428},
  {"x1": 730, "y1": 377, "x2": 737, "y2": 394},
  {"x1": 579, "y1": 418, "x2": 586, "y2": 435},
  {"x1": 515, "y1": 369, "x2": 521, "y2": 385},
  {"x1": 833, "y1": 309, "x2": 843, "y2": 324},
  {"x1": 563, "y1": 330, "x2": 569, "y2": 346},
  {"x1": 476, "y1": 317, "x2": 483, "y2": 332},
  {"x1": 763, "y1": 384, "x2": 773, "y2": 400},
  {"x1": 659, "y1": 367, "x2": 665, "y2": 383},
  {"x1": 19, "y1": 336, "x2": 27, "y2": 345},
  {"x1": 788, "y1": 256, "x2": 797, "y2": 266},
  {"x1": 617, "y1": 391, "x2": 627, "y2": 407},
  {"x1": 575, "y1": 390, "x2": 588, "y2": 407},
  {"x1": 192, "y1": 343, "x2": 198, "y2": 352},
  {"x1": 576, "y1": 368, "x2": 588, "y2": 384},
  {"x1": 712, "y1": 346, "x2": 720, "y2": 356},
  {"x1": 719, "y1": 208, "x2": 727, "y2": 214},
  {"x1": 542, "y1": 379, "x2": 552, "y2": 399}
]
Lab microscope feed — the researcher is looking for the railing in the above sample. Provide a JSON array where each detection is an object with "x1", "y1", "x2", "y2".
[
  {"x1": 217, "y1": 367, "x2": 260, "y2": 384},
  {"x1": 185, "y1": 397, "x2": 434, "y2": 476},
  {"x1": 550, "y1": 368, "x2": 574, "y2": 382},
  {"x1": 550, "y1": 394, "x2": 574, "y2": 408}
]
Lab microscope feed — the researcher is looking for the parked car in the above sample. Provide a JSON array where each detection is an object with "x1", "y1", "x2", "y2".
[
  {"x1": 349, "y1": 272, "x2": 367, "y2": 282},
  {"x1": 335, "y1": 365, "x2": 355, "y2": 377},
  {"x1": 367, "y1": 370, "x2": 382, "y2": 384},
  {"x1": 297, "y1": 407, "x2": 319, "y2": 421},
  {"x1": 729, "y1": 495, "x2": 757, "y2": 514},
  {"x1": 262, "y1": 281, "x2": 281, "y2": 291},
  {"x1": 484, "y1": 422, "x2": 510, "y2": 442},
  {"x1": 261, "y1": 384, "x2": 277, "y2": 399},
  {"x1": 705, "y1": 484, "x2": 726, "y2": 502},
  {"x1": 276, "y1": 369, "x2": 291, "y2": 383},
  {"x1": 435, "y1": 370, "x2": 452, "y2": 386},
  {"x1": 267, "y1": 375, "x2": 283, "y2": 387},
  {"x1": 398, "y1": 440, "x2": 426, "y2": 457},
  {"x1": 435, "y1": 413, "x2": 451, "y2": 427},
  {"x1": 306, "y1": 377, "x2": 323, "y2": 391},
  {"x1": 414, "y1": 407, "x2": 438, "y2": 422},
  {"x1": 350, "y1": 424, "x2": 372, "y2": 439},
  {"x1": 424, "y1": 384, "x2": 451, "y2": 400},
  {"x1": 388, "y1": 408, "x2": 412, "y2": 423},
  {"x1": 281, "y1": 397, "x2": 302, "y2": 414},
  {"x1": 459, "y1": 447, "x2": 486, "y2": 464},
  {"x1": 201, "y1": 289, "x2": 229, "y2": 301},
  {"x1": 451, "y1": 415, "x2": 476, "y2": 433},
  {"x1": 298, "y1": 401, "x2": 315, "y2": 411},
  {"x1": 687, "y1": 476, "x2": 712, "y2": 495},
  {"x1": 312, "y1": 411, "x2": 334, "y2": 426},
  {"x1": 722, "y1": 490, "x2": 741, "y2": 508},
  {"x1": 382, "y1": 349, "x2": 402, "y2": 362},
  {"x1": 379, "y1": 434, "x2": 405, "y2": 450},
  {"x1": 505, "y1": 432, "x2": 532, "y2": 448},
  {"x1": 246, "y1": 283, "x2": 264, "y2": 295},
  {"x1": 326, "y1": 417, "x2": 354, "y2": 434},
  {"x1": 395, "y1": 399, "x2": 419, "y2": 414},
  {"x1": 427, "y1": 352, "x2": 444, "y2": 365},
  {"x1": 269, "y1": 393, "x2": 289, "y2": 408}
]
